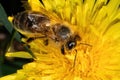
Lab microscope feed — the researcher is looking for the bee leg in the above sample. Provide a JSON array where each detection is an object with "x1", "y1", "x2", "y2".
[
  {"x1": 26, "y1": 36, "x2": 46, "y2": 43},
  {"x1": 13, "y1": 40, "x2": 30, "y2": 51},
  {"x1": 43, "y1": 39, "x2": 49, "y2": 46},
  {"x1": 61, "y1": 45, "x2": 65, "y2": 55},
  {"x1": 27, "y1": 37, "x2": 35, "y2": 43}
]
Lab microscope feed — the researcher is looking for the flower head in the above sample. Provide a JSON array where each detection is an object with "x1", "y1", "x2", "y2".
[{"x1": 1, "y1": 0, "x2": 120, "y2": 80}]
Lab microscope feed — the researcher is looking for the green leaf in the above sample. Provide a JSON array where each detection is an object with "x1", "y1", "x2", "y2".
[
  {"x1": 0, "y1": 4, "x2": 21, "y2": 40},
  {"x1": 0, "y1": 3, "x2": 35, "y2": 58}
]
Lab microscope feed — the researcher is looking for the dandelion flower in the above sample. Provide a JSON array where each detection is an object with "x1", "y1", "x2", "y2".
[{"x1": 1, "y1": 0, "x2": 120, "y2": 80}]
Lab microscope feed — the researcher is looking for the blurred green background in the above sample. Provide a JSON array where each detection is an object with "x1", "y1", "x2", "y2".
[{"x1": 0, "y1": 0, "x2": 34, "y2": 77}]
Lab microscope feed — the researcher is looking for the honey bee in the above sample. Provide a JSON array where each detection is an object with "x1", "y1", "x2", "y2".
[{"x1": 13, "y1": 11, "x2": 81, "y2": 54}]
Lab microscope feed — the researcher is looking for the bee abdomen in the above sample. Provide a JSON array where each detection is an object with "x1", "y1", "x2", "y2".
[
  {"x1": 13, "y1": 11, "x2": 28, "y2": 31},
  {"x1": 13, "y1": 11, "x2": 50, "y2": 33}
]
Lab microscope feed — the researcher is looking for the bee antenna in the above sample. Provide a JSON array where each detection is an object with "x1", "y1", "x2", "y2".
[
  {"x1": 73, "y1": 49, "x2": 77, "y2": 68},
  {"x1": 79, "y1": 42, "x2": 92, "y2": 47},
  {"x1": 73, "y1": 43, "x2": 92, "y2": 67}
]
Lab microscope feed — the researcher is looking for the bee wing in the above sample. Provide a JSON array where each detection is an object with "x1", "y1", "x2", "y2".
[
  {"x1": 28, "y1": 0, "x2": 62, "y2": 23},
  {"x1": 15, "y1": 28, "x2": 45, "y2": 38}
]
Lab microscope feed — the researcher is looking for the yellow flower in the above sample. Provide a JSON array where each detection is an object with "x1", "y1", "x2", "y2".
[{"x1": 1, "y1": 0, "x2": 120, "y2": 80}]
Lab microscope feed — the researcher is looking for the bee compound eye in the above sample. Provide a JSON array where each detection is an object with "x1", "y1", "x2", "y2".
[{"x1": 67, "y1": 41, "x2": 76, "y2": 50}]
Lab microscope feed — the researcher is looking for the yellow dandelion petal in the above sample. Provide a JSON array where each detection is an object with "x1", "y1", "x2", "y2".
[
  {"x1": 28, "y1": 0, "x2": 44, "y2": 11},
  {"x1": 1, "y1": 0, "x2": 120, "y2": 80},
  {"x1": 5, "y1": 51, "x2": 33, "y2": 59}
]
